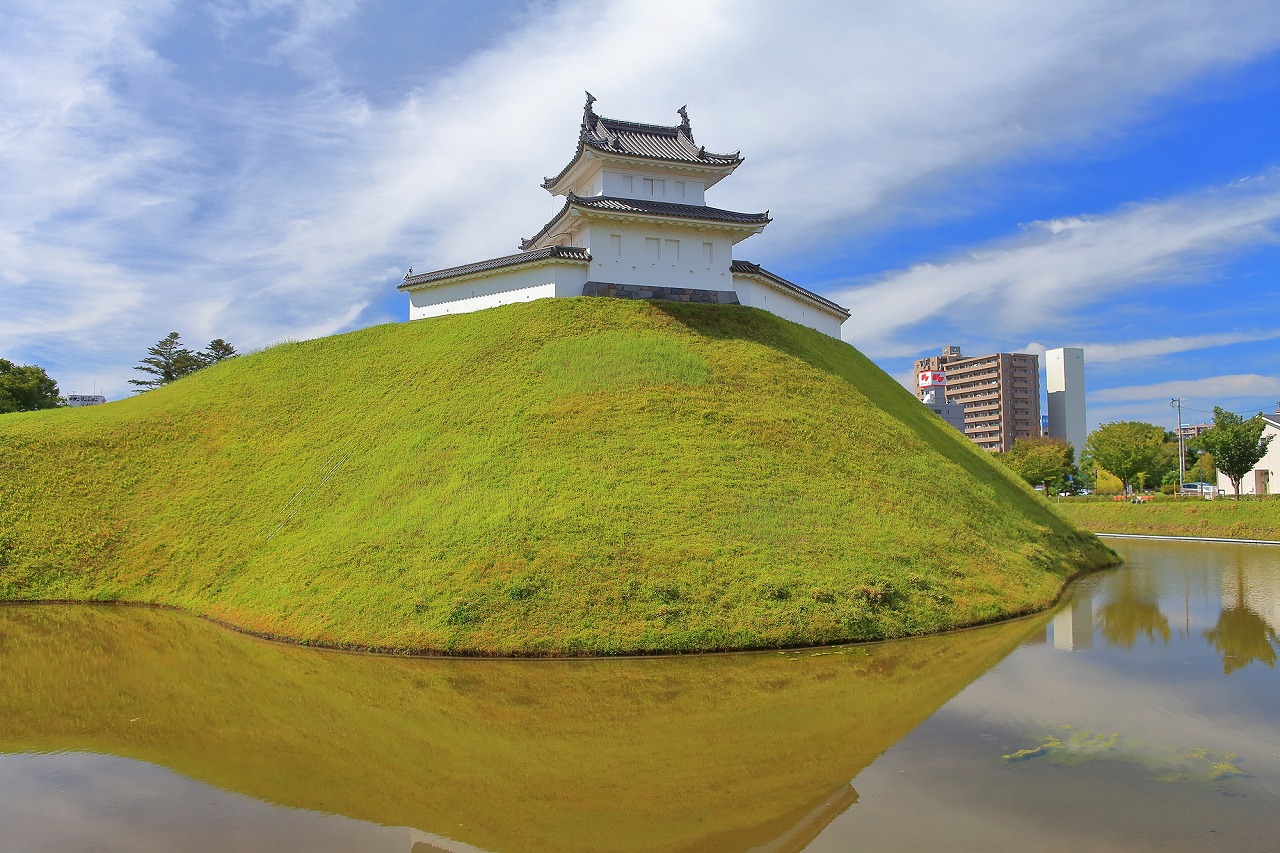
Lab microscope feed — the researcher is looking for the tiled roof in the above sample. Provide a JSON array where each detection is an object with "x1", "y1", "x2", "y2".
[
  {"x1": 520, "y1": 194, "x2": 770, "y2": 251},
  {"x1": 398, "y1": 245, "x2": 590, "y2": 290},
  {"x1": 730, "y1": 260, "x2": 850, "y2": 318},
  {"x1": 543, "y1": 94, "x2": 743, "y2": 190},
  {"x1": 573, "y1": 195, "x2": 770, "y2": 223}
]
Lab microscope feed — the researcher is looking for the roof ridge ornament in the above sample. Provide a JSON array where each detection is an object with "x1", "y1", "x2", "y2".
[
  {"x1": 677, "y1": 104, "x2": 692, "y2": 138},
  {"x1": 583, "y1": 91, "x2": 597, "y2": 124}
]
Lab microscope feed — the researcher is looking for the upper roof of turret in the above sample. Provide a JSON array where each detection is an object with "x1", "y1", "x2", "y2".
[{"x1": 542, "y1": 93, "x2": 744, "y2": 194}]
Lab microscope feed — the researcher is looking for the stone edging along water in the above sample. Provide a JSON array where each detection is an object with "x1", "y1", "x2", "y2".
[{"x1": 1094, "y1": 532, "x2": 1280, "y2": 546}]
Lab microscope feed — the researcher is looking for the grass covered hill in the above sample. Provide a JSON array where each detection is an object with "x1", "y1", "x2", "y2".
[{"x1": 0, "y1": 298, "x2": 1114, "y2": 655}]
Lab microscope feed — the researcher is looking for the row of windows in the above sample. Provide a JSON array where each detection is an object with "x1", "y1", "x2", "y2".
[
  {"x1": 619, "y1": 176, "x2": 690, "y2": 200},
  {"x1": 608, "y1": 234, "x2": 714, "y2": 263}
]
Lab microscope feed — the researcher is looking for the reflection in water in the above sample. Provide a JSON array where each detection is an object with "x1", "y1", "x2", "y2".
[
  {"x1": 4, "y1": 540, "x2": 1277, "y2": 852},
  {"x1": 1095, "y1": 568, "x2": 1171, "y2": 648},
  {"x1": 0, "y1": 604, "x2": 1036, "y2": 852},
  {"x1": 1206, "y1": 558, "x2": 1280, "y2": 674},
  {"x1": 1051, "y1": 589, "x2": 1092, "y2": 651},
  {"x1": 806, "y1": 540, "x2": 1280, "y2": 853}
]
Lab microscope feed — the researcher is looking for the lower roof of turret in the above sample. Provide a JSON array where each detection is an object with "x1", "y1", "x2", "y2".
[
  {"x1": 398, "y1": 245, "x2": 590, "y2": 290},
  {"x1": 521, "y1": 193, "x2": 770, "y2": 251}
]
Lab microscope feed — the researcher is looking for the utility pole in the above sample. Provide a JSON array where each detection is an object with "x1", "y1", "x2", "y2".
[{"x1": 1170, "y1": 398, "x2": 1185, "y2": 492}]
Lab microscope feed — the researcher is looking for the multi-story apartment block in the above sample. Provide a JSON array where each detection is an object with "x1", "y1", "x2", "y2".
[{"x1": 914, "y1": 346, "x2": 1041, "y2": 452}]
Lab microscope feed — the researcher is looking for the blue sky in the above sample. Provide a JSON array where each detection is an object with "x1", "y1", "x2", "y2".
[{"x1": 3, "y1": 1, "x2": 1279, "y2": 433}]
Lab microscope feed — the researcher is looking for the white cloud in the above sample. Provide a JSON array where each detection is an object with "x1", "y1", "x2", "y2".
[
  {"x1": 837, "y1": 175, "x2": 1280, "y2": 356},
  {"x1": 1091, "y1": 373, "x2": 1280, "y2": 404},
  {"x1": 1080, "y1": 330, "x2": 1280, "y2": 362},
  {"x1": 4, "y1": 0, "x2": 1280, "y2": 397}
]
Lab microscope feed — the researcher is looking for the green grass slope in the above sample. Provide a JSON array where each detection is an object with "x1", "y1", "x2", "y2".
[
  {"x1": 0, "y1": 298, "x2": 1114, "y2": 654},
  {"x1": 1058, "y1": 497, "x2": 1279, "y2": 541}
]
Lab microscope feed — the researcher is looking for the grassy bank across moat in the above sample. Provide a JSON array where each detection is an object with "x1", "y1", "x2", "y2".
[
  {"x1": 0, "y1": 298, "x2": 1115, "y2": 655},
  {"x1": 1056, "y1": 497, "x2": 1278, "y2": 542}
]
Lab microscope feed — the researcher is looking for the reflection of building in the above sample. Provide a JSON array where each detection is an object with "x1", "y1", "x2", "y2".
[
  {"x1": 1045, "y1": 347, "x2": 1085, "y2": 454},
  {"x1": 914, "y1": 346, "x2": 1040, "y2": 452},
  {"x1": 1052, "y1": 589, "x2": 1093, "y2": 651},
  {"x1": 1215, "y1": 409, "x2": 1279, "y2": 496},
  {"x1": 1219, "y1": 558, "x2": 1280, "y2": 635}
]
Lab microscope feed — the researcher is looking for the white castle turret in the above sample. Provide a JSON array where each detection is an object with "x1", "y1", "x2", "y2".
[{"x1": 398, "y1": 94, "x2": 849, "y2": 338}]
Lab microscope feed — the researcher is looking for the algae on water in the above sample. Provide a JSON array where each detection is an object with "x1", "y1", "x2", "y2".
[{"x1": 1002, "y1": 724, "x2": 1246, "y2": 786}]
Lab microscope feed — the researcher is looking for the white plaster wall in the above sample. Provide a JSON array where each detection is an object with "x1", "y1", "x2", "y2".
[
  {"x1": 732, "y1": 276, "x2": 845, "y2": 339},
  {"x1": 1216, "y1": 421, "x2": 1279, "y2": 495},
  {"x1": 407, "y1": 263, "x2": 587, "y2": 319},
  {"x1": 598, "y1": 169, "x2": 706, "y2": 204},
  {"x1": 584, "y1": 222, "x2": 733, "y2": 291}
]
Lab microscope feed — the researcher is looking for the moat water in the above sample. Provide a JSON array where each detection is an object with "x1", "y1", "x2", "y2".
[{"x1": 1, "y1": 538, "x2": 1276, "y2": 852}]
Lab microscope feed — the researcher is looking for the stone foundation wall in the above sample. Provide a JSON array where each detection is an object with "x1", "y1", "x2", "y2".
[{"x1": 582, "y1": 281, "x2": 740, "y2": 305}]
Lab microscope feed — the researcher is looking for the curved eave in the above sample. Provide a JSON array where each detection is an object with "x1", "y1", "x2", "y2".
[
  {"x1": 541, "y1": 144, "x2": 744, "y2": 196},
  {"x1": 398, "y1": 246, "x2": 591, "y2": 292},
  {"x1": 731, "y1": 263, "x2": 850, "y2": 320},
  {"x1": 520, "y1": 197, "x2": 770, "y2": 252}
]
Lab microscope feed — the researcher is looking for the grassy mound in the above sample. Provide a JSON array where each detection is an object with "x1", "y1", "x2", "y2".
[{"x1": 0, "y1": 298, "x2": 1114, "y2": 654}]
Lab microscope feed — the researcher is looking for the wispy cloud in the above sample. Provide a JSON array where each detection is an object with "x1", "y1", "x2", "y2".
[
  {"x1": 1066, "y1": 329, "x2": 1280, "y2": 362},
  {"x1": 3, "y1": 0, "x2": 1280, "y2": 398},
  {"x1": 1092, "y1": 374, "x2": 1280, "y2": 403},
  {"x1": 837, "y1": 174, "x2": 1280, "y2": 356}
]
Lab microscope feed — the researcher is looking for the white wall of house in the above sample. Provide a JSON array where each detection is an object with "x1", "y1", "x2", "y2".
[
  {"x1": 583, "y1": 222, "x2": 734, "y2": 291},
  {"x1": 1215, "y1": 418, "x2": 1280, "y2": 495},
  {"x1": 407, "y1": 263, "x2": 588, "y2": 320},
  {"x1": 732, "y1": 275, "x2": 845, "y2": 339}
]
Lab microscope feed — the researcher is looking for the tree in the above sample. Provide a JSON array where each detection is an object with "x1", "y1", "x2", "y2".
[
  {"x1": 129, "y1": 332, "x2": 203, "y2": 391},
  {"x1": 1084, "y1": 421, "x2": 1166, "y2": 494},
  {"x1": 0, "y1": 359, "x2": 63, "y2": 412},
  {"x1": 1196, "y1": 407, "x2": 1274, "y2": 498},
  {"x1": 1002, "y1": 437, "x2": 1076, "y2": 494},
  {"x1": 1187, "y1": 450, "x2": 1216, "y2": 486},
  {"x1": 202, "y1": 339, "x2": 238, "y2": 364}
]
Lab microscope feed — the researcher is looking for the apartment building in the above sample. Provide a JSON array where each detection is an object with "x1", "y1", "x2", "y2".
[{"x1": 915, "y1": 346, "x2": 1041, "y2": 452}]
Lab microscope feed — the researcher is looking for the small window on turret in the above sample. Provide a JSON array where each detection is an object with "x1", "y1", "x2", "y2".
[
  {"x1": 674, "y1": 181, "x2": 685, "y2": 199},
  {"x1": 665, "y1": 239, "x2": 680, "y2": 261},
  {"x1": 703, "y1": 242, "x2": 713, "y2": 264},
  {"x1": 623, "y1": 176, "x2": 634, "y2": 194},
  {"x1": 645, "y1": 238, "x2": 660, "y2": 260},
  {"x1": 610, "y1": 234, "x2": 622, "y2": 257}
]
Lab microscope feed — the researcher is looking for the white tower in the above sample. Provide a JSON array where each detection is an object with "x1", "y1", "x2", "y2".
[{"x1": 1045, "y1": 347, "x2": 1085, "y2": 453}]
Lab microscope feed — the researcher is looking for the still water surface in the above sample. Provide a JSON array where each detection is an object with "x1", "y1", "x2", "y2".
[{"x1": 1, "y1": 538, "x2": 1276, "y2": 852}]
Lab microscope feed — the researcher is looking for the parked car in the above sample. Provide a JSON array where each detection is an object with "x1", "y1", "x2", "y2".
[{"x1": 1180, "y1": 482, "x2": 1216, "y2": 496}]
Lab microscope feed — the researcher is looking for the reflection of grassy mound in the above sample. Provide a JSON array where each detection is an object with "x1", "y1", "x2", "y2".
[
  {"x1": 0, "y1": 604, "x2": 1043, "y2": 851},
  {"x1": 0, "y1": 299, "x2": 1113, "y2": 654}
]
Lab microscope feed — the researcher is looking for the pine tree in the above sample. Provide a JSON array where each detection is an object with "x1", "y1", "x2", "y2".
[
  {"x1": 129, "y1": 332, "x2": 201, "y2": 392},
  {"x1": 202, "y1": 339, "x2": 238, "y2": 364}
]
